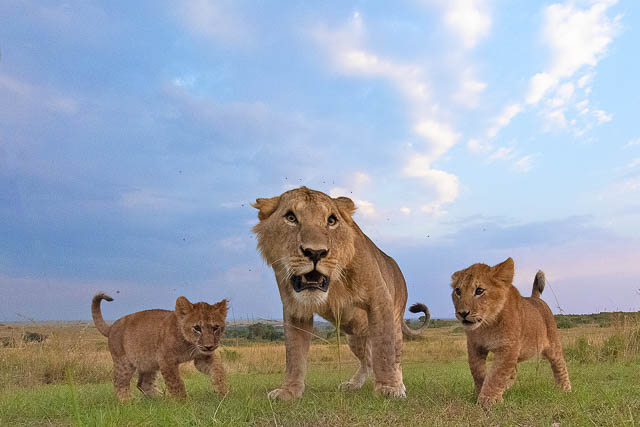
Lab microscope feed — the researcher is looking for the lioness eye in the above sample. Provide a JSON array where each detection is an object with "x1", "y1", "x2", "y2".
[
  {"x1": 284, "y1": 211, "x2": 297, "y2": 223},
  {"x1": 475, "y1": 288, "x2": 485, "y2": 296},
  {"x1": 193, "y1": 325, "x2": 201, "y2": 333},
  {"x1": 455, "y1": 288, "x2": 461, "y2": 296},
  {"x1": 328, "y1": 214, "x2": 338, "y2": 226}
]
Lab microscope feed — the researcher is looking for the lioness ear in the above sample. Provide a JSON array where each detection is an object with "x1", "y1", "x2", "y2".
[
  {"x1": 175, "y1": 296, "x2": 193, "y2": 317},
  {"x1": 334, "y1": 196, "x2": 356, "y2": 220},
  {"x1": 492, "y1": 257, "x2": 514, "y2": 284},
  {"x1": 212, "y1": 299, "x2": 228, "y2": 317},
  {"x1": 252, "y1": 196, "x2": 281, "y2": 221}
]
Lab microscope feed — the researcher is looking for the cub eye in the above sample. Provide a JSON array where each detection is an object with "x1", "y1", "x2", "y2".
[
  {"x1": 455, "y1": 288, "x2": 461, "y2": 296},
  {"x1": 212, "y1": 325, "x2": 220, "y2": 332},
  {"x1": 475, "y1": 288, "x2": 485, "y2": 296},
  {"x1": 193, "y1": 325, "x2": 201, "y2": 333},
  {"x1": 328, "y1": 214, "x2": 338, "y2": 226},
  {"x1": 284, "y1": 211, "x2": 297, "y2": 223}
]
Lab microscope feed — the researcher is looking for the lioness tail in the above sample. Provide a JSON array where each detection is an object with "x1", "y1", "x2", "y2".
[
  {"x1": 92, "y1": 293, "x2": 113, "y2": 337},
  {"x1": 402, "y1": 302, "x2": 431, "y2": 338},
  {"x1": 531, "y1": 270, "x2": 546, "y2": 298}
]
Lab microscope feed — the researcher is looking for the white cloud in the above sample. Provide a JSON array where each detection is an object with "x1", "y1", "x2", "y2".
[
  {"x1": 526, "y1": 72, "x2": 558, "y2": 106},
  {"x1": 467, "y1": 138, "x2": 493, "y2": 153},
  {"x1": 400, "y1": 207, "x2": 411, "y2": 215},
  {"x1": 427, "y1": 0, "x2": 491, "y2": 49},
  {"x1": 176, "y1": 0, "x2": 251, "y2": 45},
  {"x1": 512, "y1": 154, "x2": 536, "y2": 173},
  {"x1": 489, "y1": 146, "x2": 515, "y2": 161},
  {"x1": 487, "y1": 103, "x2": 522, "y2": 138},
  {"x1": 0, "y1": 73, "x2": 79, "y2": 116},
  {"x1": 624, "y1": 138, "x2": 640, "y2": 149},
  {"x1": 355, "y1": 199, "x2": 376, "y2": 217},
  {"x1": 626, "y1": 158, "x2": 640, "y2": 169},
  {"x1": 593, "y1": 109, "x2": 613, "y2": 123},
  {"x1": 454, "y1": 68, "x2": 487, "y2": 108},
  {"x1": 313, "y1": 14, "x2": 462, "y2": 215}
]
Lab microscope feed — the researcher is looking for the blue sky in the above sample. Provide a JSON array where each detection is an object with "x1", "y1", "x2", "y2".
[{"x1": 1, "y1": 0, "x2": 639, "y2": 321}]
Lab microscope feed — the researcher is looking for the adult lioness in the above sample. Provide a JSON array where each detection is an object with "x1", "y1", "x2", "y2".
[{"x1": 252, "y1": 186, "x2": 428, "y2": 400}]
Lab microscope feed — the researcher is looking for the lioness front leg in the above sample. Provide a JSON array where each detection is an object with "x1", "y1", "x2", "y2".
[
  {"x1": 269, "y1": 314, "x2": 313, "y2": 401},
  {"x1": 368, "y1": 298, "x2": 404, "y2": 398},
  {"x1": 477, "y1": 349, "x2": 518, "y2": 409},
  {"x1": 194, "y1": 354, "x2": 227, "y2": 395},
  {"x1": 340, "y1": 335, "x2": 371, "y2": 391}
]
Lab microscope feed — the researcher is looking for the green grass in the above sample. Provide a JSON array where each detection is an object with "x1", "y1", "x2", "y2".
[{"x1": 1, "y1": 360, "x2": 639, "y2": 426}]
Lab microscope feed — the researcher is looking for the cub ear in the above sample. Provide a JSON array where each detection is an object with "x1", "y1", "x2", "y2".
[
  {"x1": 175, "y1": 296, "x2": 194, "y2": 317},
  {"x1": 212, "y1": 299, "x2": 228, "y2": 317},
  {"x1": 450, "y1": 270, "x2": 463, "y2": 286},
  {"x1": 252, "y1": 196, "x2": 281, "y2": 221},
  {"x1": 492, "y1": 257, "x2": 514, "y2": 284},
  {"x1": 334, "y1": 196, "x2": 356, "y2": 221}
]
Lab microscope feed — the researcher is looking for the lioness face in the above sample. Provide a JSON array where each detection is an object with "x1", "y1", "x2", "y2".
[
  {"x1": 451, "y1": 258, "x2": 514, "y2": 331},
  {"x1": 175, "y1": 297, "x2": 227, "y2": 354},
  {"x1": 253, "y1": 187, "x2": 356, "y2": 307}
]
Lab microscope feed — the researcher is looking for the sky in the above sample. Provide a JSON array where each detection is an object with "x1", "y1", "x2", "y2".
[{"x1": 1, "y1": 0, "x2": 640, "y2": 322}]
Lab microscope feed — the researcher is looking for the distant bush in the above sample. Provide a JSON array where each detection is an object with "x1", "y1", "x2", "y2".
[
  {"x1": 23, "y1": 332, "x2": 47, "y2": 343},
  {"x1": 225, "y1": 323, "x2": 284, "y2": 341}
]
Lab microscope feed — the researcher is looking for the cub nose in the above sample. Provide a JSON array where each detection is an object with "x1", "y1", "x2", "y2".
[
  {"x1": 458, "y1": 311, "x2": 470, "y2": 319},
  {"x1": 203, "y1": 345, "x2": 215, "y2": 351},
  {"x1": 301, "y1": 247, "x2": 328, "y2": 264}
]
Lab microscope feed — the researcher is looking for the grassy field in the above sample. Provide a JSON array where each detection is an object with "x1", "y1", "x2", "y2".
[{"x1": 1, "y1": 315, "x2": 639, "y2": 426}]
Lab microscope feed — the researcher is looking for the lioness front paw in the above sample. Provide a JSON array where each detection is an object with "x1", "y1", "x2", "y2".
[
  {"x1": 375, "y1": 384, "x2": 406, "y2": 399},
  {"x1": 267, "y1": 388, "x2": 301, "y2": 401},
  {"x1": 477, "y1": 394, "x2": 503, "y2": 410}
]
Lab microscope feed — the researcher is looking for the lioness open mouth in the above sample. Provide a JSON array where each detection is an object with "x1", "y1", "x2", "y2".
[{"x1": 291, "y1": 270, "x2": 330, "y2": 293}]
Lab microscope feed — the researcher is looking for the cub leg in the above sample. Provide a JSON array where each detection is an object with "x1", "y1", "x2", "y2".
[
  {"x1": 340, "y1": 335, "x2": 371, "y2": 390},
  {"x1": 543, "y1": 345, "x2": 571, "y2": 392},
  {"x1": 113, "y1": 358, "x2": 135, "y2": 403},
  {"x1": 368, "y1": 297, "x2": 404, "y2": 398},
  {"x1": 467, "y1": 342, "x2": 488, "y2": 395},
  {"x1": 194, "y1": 353, "x2": 228, "y2": 395},
  {"x1": 137, "y1": 370, "x2": 160, "y2": 397},
  {"x1": 478, "y1": 348, "x2": 519, "y2": 409},
  {"x1": 268, "y1": 313, "x2": 313, "y2": 401},
  {"x1": 159, "y1": 361, "x2": 187, "y2": 399}
]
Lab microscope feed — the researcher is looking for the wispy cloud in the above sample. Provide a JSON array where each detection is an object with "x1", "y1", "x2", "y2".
[{"x1": 424, "y1": 0, "x2": 492, "y2": 49}]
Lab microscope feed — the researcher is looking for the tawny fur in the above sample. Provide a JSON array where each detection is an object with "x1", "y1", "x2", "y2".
[
  {"x1": 252, "y1": 186, "x2": 428, "y2": 400},
  {"x1": 91, "y1": 294, "x2": 228, "y2": 402},
  {"x1": 451, "y1": 258, "x2": 571, "y2": 410}
]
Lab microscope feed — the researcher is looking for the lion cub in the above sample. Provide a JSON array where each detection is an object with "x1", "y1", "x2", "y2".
[
  {"x1": 451, "y1": 258, "x2": 571, "y2": 409},
  {"x1": 92, "y1": 293, "x2": 228, "y2": 402}
]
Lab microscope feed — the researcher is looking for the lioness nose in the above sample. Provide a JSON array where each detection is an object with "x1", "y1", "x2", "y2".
[
  {"x1": 301, "y1": 247, "x2": 328, "y2": 264},
  {"x1": 458, "y1": 311, "x2": 470, "y2": 319}
]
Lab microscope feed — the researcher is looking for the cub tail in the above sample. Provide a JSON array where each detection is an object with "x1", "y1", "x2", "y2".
[
  {"x1": 402, "y1": 302, "x2": 431, "y2": 338},
  {"x1": 531, "y1": 270, "x2": 546, "y2": 298},
  {"x1": 91, "y1": 293, "x2": 114, "y2": 337}
]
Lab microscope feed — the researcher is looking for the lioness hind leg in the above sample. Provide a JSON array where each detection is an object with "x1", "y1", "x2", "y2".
[
  {"x1": 137, "y1": 370, "x2": 160, "y2": 397},
  {"x1": 340, "y1": 335, "x2": 371, "y2": 390},
  {"x1": 543, "y1": 346, "x2": 571, "y2": 392}
]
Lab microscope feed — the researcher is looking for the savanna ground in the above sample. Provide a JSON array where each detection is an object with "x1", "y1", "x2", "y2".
[{"x1": 1, "y1": 313, "x2": 639, "y2": 426}]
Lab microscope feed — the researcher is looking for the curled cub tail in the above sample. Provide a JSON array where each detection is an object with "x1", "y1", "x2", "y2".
[
  {"x1": 532, "y1": 270, "x2": 546, "y2": 298},
  {"x1": 92, "y1": 293, "x2": 114, "y2": 337},
  {"x1": 402, "y1": 302, "x2": 431, "y2": 338}
]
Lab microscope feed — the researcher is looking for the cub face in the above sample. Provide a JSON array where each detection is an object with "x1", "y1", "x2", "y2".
[
  {"x1": 451, "y1": 258, "x2": 514, "y2": 331},
  {"x1": 175, "y1": 297, "x2": 227, "y2": 354}
]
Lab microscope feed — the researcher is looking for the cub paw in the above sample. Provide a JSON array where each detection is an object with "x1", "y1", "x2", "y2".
[
  {"x1": 561, "y1": 382, "x2": 572, "y2": 392},
  {"x1": 339, "y1": 380, "x2": 365, "y2": 391},
  {"x1": 375, "y1": 384, "x2": 407, "y2": 399},
  {"x1": 267, "y1": 388, "x2": 300, "y2": 401}
]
